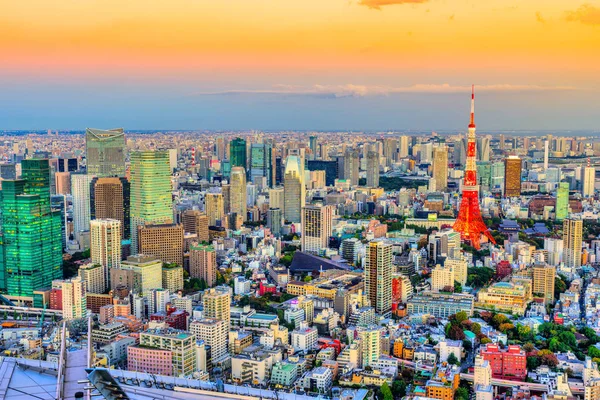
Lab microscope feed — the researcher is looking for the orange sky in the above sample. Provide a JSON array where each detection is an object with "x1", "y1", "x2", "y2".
[{"x1": 1, "y1": 0, "x2": 599, "y2": 84}]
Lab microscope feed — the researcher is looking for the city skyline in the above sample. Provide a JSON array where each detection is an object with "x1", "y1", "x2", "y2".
[{"x1": 1, "y1": 0, "x2": 599, "y2": 130}]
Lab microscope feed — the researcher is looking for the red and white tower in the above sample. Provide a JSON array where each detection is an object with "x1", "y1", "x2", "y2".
[
  {"x1": 191, "y1": 147, "x2": 196, "y2": 167},
  {"x1": 453, "y1": 86, "x2": 496, "y2": 249}
]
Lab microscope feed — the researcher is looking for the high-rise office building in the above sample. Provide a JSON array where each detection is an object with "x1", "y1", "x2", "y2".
[
  {"x1": 309, "y1": 136, "x2": 318, "y2": 160},
  {"x1": 583, "y1": 162, "x2": 595, "y2": 197},
  {"x1": 90, "y1": 219, "x2": 122, "y2": 288},
  {"x1": 182, "y1": 210, "x2": 209, "y2": 242},
  {"x1": 229, "y1": 137, "x2": 247, "y2": 168},
  {"x1": 190, "y1": 244, "x2": 216, "y2": 287},
  {"x1": 120, "y1": 255, "x2": 162, "y2": 294},
  {"x1": 249, "y1": 142, "x2": 274, "y2": 187},
  {"x1": 477, "y1": 137, "x2": 491, "y2": 162},
  {"x1": 0, "y1": 160, "x2": 63, "y2": 298},
  {"x1": 301, "y1": 205, "x2": 334, "y2": 254},
  {"x1": 532, "y1": 264, "x2": 556, "y2": 304},
  {"x1": 138, "y1": 223, "x2": 184, "y2": 266},
  {"x1": 398, "y1": 136, "x2": 410, "y2": 158},
  {"x1": 383, "y1": 138, "x2": 397, "y2": 166},
  {"x1": 215, "y1": 137, "x2": 226, "y2": 160},
  {"x1": 90, "y1": 176, "x2": 130, "y2": 239},
  {"x1": 230, "y1": 167, "x2": 247, "y2": 221},
  {"x1": 203, "y1": 288, "x2": 231, "y2": 328},
  {"x1": 267, "y1": 208, "x2": 282, "y2": 237},
  {"x1": 364, "y1": 241, "x2": 392, "y2": 317},
  {"x1": 269, "y1": 187, "x2": 285, "y2": 213},
  {"x1": 130, "y1": 151, "x2": 173, "y2": 251},
  {"x1": 504, "y1": 156, "x2": 522, "y2": 197},
  {"x1": 205, "y1": 193, "x2": 225, "y2": 227},
  {"x1": 71, "y1": 173, "x2": 93, "y2": 235},
  {"x1": 563, "y1": 218, "x2": 583, "y2": 268},
  {"x1": 555, "y1": 182, "x2": 569, "y2": 221},
  {"x1": 55, "y1": 172, "x2": 71, "y2": 195},
  {"x1": 0, "y1": 163, "x2": 16, "y2": 180},
  {"x1": 343, "y1": 149, "x2": 359, "y2": 186},
  {"x1": 284, "y1": 155, "x2": 305, "y2": 223},
  {"x1": 366, "y1": 151, "x2": 380, "y2": 188},
  {"x1": 85, "y1": 128, "x2": 126, "y2": 177},
  {"x1": 432, "y1": 145, "x2": 448, "y2": 190}
]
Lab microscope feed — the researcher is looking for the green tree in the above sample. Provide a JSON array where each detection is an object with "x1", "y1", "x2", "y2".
[
  {"x1": 454, "y1": 281, "x2": 463, "y2": 293},
  {"x1": 447, "y1": 353, "x2": 460, "y2": 365},
  {"x1": 380, "y1": 381, "x2": 394, "y2": 400},
  {"x1": 454, "y1": 311, "x2": 468, "y2": 324},
  {"x1": 455, "y1": 387, "x2": 469, "y2": 400},
  {"x1": 303, "y1": 275, "x2": 313, "y2": 283},
  {"x1": 391, "y1": 380, "x2": 407, "y2": 398}
]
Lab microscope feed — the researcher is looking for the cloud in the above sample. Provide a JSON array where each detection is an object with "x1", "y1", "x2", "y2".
[
  {"x1": 565, "y1": 4, "x2": 600, "y2": 26},
  {"x1": 190, "y1": 83, "x2": 579, "y2": 98},
  {"x1": 535, "y1": 11, "x2": 546, "y2": 23},
  {"x1": 359, "y1": 0, "x2": 428, "y2": 10}
]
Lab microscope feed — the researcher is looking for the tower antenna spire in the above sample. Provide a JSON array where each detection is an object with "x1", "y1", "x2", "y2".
[{"x1": 469, "y1": 84, "x2": 475, "y2": 128}]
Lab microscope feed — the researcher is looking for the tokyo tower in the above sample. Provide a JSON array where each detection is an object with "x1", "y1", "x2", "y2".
[{"x1": 452, "y1": 86, "x2": 496, "y2": 250}]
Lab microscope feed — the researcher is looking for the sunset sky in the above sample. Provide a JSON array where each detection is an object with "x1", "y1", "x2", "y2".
[{"x1": 1, "y1": 0, "x2": 599, "y2": 130}]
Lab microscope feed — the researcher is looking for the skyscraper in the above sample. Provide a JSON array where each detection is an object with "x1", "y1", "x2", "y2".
[
  {"x1": 398, "y1": 136, "x2": 410, "y2": 158},
  {"x1": 504, "y1": 156, "x2": 522, "y2": 197},
  {"x1": 532, "y1": 264, "x2": 556, "y2": 304},
  {"x1": 71, "y1": 173, "x2": 93, "y2": 236},
  {"x1": 55, "y1": 172, "x2": 71, "y2": 195},
  {"x1": 267, "y1": 208, "x2": 282, "y2": 237},
  {"x1": 383, "y1": 138, "x2": 397, "y2": 166},
  {"x1": 0, "y1": 160, "x2": 63, "y2": 299},
  {"x1": 309, "y1": 136, "x2": 318, "y2": 160},
  {"x1": 85, "y1": 128, "x2": 126, "y2": 177},
  {"x1": 190, "y1": 243, "x2": 216, "y2": 287},
  {"x1": 181, "y1": 210, "x2": 209, "y2": 242},
  {"x1": 215, "y1": 136, "x2": 226, "y2": 160},
  {"x1": 477, "y1": 137, "x2": 491, "y2": 162},
  {"x1": 366, "y1": 151, "x2": 380, "y2": 188},
  {"x1": 432, "y1": 145, "x2": 448, "y2": 190},
  {"x1": 583, "y1": 160, "x2": 595, "y2": 197},
  {"x1": 130, "y1": 151, "x2": 173, "y2": 251},
  {"x1": 230, "y1": 167, "x2": 247, "y2": 221},
  {"x1": 249, "y1": 142, "x2": 274, "y2": 187},
  {"x1": 229, "y1": 137, "x2": 247, "y2": 168},
  {"x1": 343, "y1": 149, "x2": 359, "y2": 186},
  {"x1": 90, "y1": 176, "x2": 130, "y2": 239},
  {"x1": 205, "y1": 193, "x2": 225, "y2": 227},
  {"x1": 90, "y1": 219, "x2": 122, "y2": 288},
  {"x1": 555, "y1": 182, "x2": 569, "y2": 221},
  {"x1": 283, "y1": 155, "x2": 305, "y2": 223},
  {"x1": 301, "y1": 205, "x2": 334, "y2": 254},
  {"x1": 364, "y1": 241, "x2": 392, "y2": 317},
  {"x1": 138, "y1": 224, "x2": 184, "y2": 266},
  {"x1": 563, "y1": 218, "x2": 582, "y2": 268}
]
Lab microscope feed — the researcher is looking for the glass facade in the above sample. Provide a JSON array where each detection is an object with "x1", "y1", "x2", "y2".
[
  {"x1": 229, "y1": 137, "x2": 247, "y2": 168},
  {"x1": 250, "y1": 143, "x2": 273, "y2": 187},
  {"x1": 130, "y1": 151, "x2": 173, "y2": 251},
  {"x1": 85, "y1": 128, "x2": 126, "y2": 177},
  {"x1": 0, "y1": 159, "x2": 63, "y2": 298}
]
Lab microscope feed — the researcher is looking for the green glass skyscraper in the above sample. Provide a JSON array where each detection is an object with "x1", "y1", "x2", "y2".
[
  {"x1": 130, "y1": 151, "x2": 173, "y2": 252},
  {"x1": 229, "y1": 137, "x2": 247, "y2": 168},
  {"x1": 556, "y1": 181, "x2": 569, "y2": 221},
  {"x1": 0, "y1": 159, "x2": 63, "y2": 299}
]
